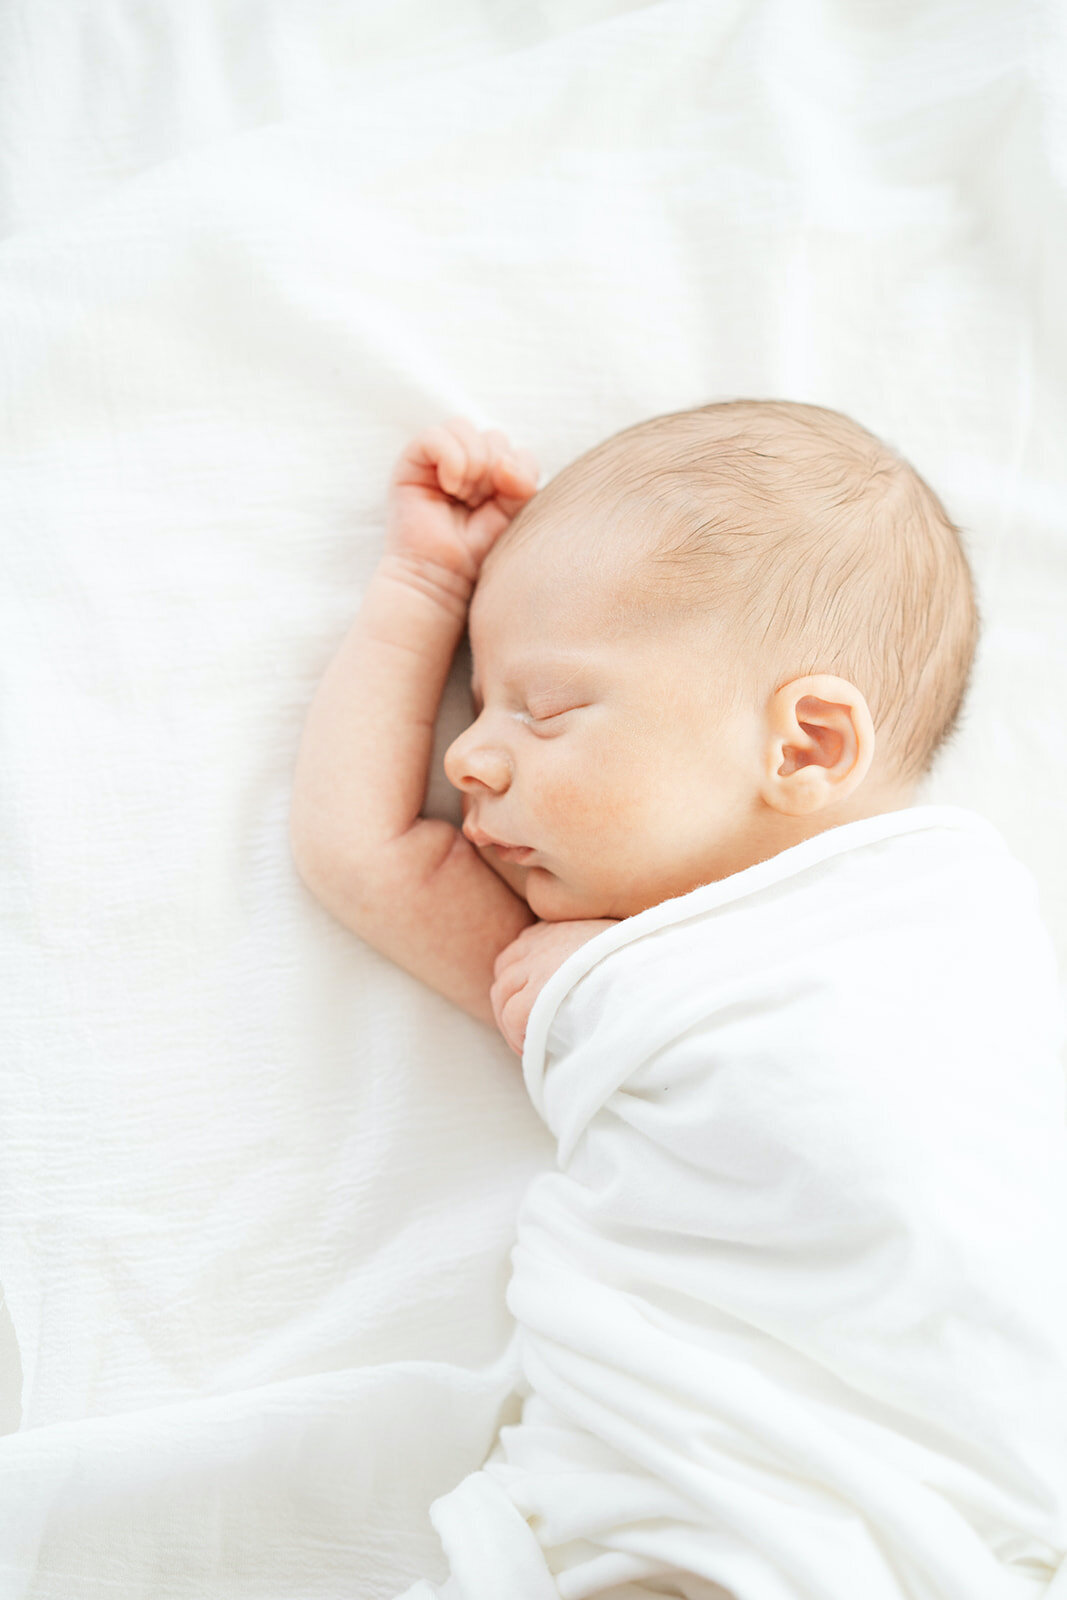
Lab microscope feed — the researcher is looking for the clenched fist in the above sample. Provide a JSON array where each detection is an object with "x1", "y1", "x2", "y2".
[
  {"x1": 490, "y1": 918, "x2": 621, "y2": 1058},
  {"x1": 384, "y1": 416, "x2": 539, "y2": 607}
]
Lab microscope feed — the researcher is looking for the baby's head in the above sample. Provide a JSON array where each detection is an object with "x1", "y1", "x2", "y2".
[{"x1": 444, "y1": 400, "x2": 980, "y2": 922}]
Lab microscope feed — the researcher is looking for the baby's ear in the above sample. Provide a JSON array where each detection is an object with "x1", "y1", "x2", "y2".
[{"x1": 759, "y1": 675, "x2": 875, "y2": 816}]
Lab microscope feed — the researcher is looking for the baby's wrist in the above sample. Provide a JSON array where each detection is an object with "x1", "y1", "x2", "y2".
[{"x1": 377, "y1": 550, "x2": 473, "y2": 621}]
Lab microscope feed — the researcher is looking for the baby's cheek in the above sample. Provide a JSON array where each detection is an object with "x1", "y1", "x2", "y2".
[{"x1": 543, "y1": 768, "x2": 642, "y2": 837}]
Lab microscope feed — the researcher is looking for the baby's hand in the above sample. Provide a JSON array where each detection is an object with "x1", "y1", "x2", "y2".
[
  {"x1": 490, "y1": 919, "x2": 621, "y2": 1059},
  {"x1": 384, "y1": 417, "x2": 539, "y2": 603}
]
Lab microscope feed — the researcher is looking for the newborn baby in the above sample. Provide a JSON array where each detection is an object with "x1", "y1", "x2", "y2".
[{"x1": 289, "y1": 402, "x2": 1067, "y2": 1599}]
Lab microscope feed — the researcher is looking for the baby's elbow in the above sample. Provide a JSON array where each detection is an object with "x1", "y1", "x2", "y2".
[{"x1": 288, "y1": 802, "x2": 350, "y2": 904}]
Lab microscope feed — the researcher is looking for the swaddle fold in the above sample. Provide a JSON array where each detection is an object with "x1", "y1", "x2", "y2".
[{"x1": 401, "y1": 806, "x2": 1067, "y2": 1600}]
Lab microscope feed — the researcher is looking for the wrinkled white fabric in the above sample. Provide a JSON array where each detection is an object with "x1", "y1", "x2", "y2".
[
  {"x1": 403, "y1": 807, "x2": 1067, "y2": 1599},
  {"x1": 2, "y1": 2, "x2": 1067, "y2": 1597}
]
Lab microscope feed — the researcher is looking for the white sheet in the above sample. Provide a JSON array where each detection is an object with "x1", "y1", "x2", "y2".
[
  {"x1": 400, "y1": 806, "x2": 1067, "y2": 1598},
  {"x1": 1, "y1": 3, "x2": 1065, "y2": 1597}
]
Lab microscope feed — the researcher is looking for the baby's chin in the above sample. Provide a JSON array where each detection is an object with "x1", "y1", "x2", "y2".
[{"x1": 522, "y1": 867, "x2": 615, "y2": 924}]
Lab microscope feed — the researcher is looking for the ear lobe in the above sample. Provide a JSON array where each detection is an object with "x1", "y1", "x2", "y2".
[{"x1": 761, "y1": 675, "x2": 875, "y2": 816}]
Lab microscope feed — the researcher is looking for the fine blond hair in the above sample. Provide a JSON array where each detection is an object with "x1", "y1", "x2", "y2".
[{"x1": 492, "y1": 399, "x2": 980, "y2": 790}]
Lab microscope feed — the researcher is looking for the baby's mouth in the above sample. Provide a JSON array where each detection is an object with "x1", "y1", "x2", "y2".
[{"x1": 462, "y1": 817, "x2": 533, "y2": 860}]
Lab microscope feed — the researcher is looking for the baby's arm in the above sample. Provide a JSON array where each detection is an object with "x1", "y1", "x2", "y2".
[{"x1": 289, "y1": 418, "x2": 540, "y2": 1028}]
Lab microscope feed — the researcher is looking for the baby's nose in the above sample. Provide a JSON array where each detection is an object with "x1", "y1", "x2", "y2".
[{"x1": 443, "y1": 724, "x2": 511, "y2": 794}]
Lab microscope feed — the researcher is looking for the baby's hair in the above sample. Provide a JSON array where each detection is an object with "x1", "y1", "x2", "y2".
[{"x1": 492, "y1": 400, "x2": 981, "y2": 791}]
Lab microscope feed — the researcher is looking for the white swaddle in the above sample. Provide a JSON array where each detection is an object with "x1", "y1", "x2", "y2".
[{"x1": 400, "y1": 804, "x2": 1067, "y2": 1600}]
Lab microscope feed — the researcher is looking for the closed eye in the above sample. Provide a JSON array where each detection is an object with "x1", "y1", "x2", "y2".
[
  {"x1": 529, "y1": 703, "x2": 587, "y2": 723},
  {"x1": 468, "y1": 692, "x2": 588, "y2": 724}
]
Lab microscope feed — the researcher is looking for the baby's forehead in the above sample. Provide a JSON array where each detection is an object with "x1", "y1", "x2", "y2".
[
  {"x1": 468, "y1": 566, "x2": 719, "y2": 697},
  {"x1": 474, "y1": 510, "x2": 654, "y2": 614},
  {"x1": 469, "y1": 555, "x2": 637, "y2": 660}
]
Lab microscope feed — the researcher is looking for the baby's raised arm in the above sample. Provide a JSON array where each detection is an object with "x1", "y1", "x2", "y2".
[{"x1": 289, "y1": 418, "x2": 541, "y2": 1028}]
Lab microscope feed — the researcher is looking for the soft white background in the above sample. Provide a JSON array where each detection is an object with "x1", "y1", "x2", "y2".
[{"x1": 0, "y1": 2, "x2": 1063, "y2": 1596}]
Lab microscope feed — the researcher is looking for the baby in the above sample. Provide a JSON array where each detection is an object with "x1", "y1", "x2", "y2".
[{"x1": 290, "y1": 403, "x2": 1067, "y2": 1599}]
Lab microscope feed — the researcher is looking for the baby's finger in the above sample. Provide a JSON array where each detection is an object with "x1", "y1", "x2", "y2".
[
  {"x1": 490, "y1": 969, "x2": 528, "y2": 1032},
  {"x1": 502, "y1": 1007, "x2": 528, "y2": 1057},
  {"x1": 484, "y1": 432, "x2": 538, "y2": 492},
  {"x1": 491, "y1": 458, "x2": 537, "y2": 496},
  {"x1": 514, "y1": 447, "x2": 540, "y2": 485},
  {"x1": 442, "y1": 415, "x2": 490, "y2": 500},
  {"x1": 493, "y1": 927, "x2": 540, "y2": 979},
  {"x1": 482, "y1": 428, "x2": 524, "y2": 479},
  {"x1": 497, "y1": 987, "x2": 531, "y2": 1057},
  {"x1": 402, "y1": 424, "x2": 471, "y2": 499},
  {"x1": 492, "y1": 931, "x2": 530, "y2": 979}
]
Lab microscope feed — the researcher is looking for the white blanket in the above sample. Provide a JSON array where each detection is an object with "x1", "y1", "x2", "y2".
[
  {"x1": 402, "y1": 807, "x2": 1067, "y2": 1599},
  {"x1": 2, "y1": 3, "x2": 1066, "y2": 1597}
]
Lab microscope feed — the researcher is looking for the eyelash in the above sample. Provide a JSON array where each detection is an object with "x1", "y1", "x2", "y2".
[{"x1": 471, "y1": 701, "x2": 570, "y2": 725}]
